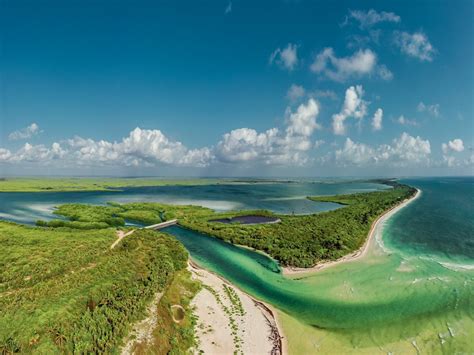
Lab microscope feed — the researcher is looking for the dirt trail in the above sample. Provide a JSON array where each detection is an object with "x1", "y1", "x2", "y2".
[{"x1": 111, "y1": 229, "x2": 135, "y2": 249}]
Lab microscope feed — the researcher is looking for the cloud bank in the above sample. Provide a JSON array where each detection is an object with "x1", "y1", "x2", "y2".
[
  {"x1": 335, "y1": 132, "x2": 431, "y2": 167},
  {"x1": 1, "y1": 99, "x2": 321, "y2": 169}
]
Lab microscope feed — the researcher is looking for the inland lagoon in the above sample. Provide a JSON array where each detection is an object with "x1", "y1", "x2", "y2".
[
  {"x1": 0, "y1": 178, "x2": 472, "y2": 353},
  {"x1": 163, "y1": 178, "x2": 473, "y2": 353}
]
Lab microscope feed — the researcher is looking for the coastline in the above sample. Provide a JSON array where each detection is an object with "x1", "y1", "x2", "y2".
[
  {"x1": 282, "y1": 188, "x2": 421, "y2": 276},
  {"x1": 188, "y1": 260, "x2": 287, "y2": 355}
]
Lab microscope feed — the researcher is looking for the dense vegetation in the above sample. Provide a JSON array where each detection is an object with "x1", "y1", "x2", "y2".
[
  {"x1": 36, "y1": 182, "x2": 417, "y2": 268},
  {"x1": 36, "y1": 202, "x2": 212, "y2": 229},
  {"x1": 0, "y1": 222, "x2": 193, "y2": 353},
  {"x1": 180, "y1": 183, "x2": 417, "y2": 267}
]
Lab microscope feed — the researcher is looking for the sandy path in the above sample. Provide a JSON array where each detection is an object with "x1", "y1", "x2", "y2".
[
  {"x1": 189, "y1": 262, "x2": 286, "y2": 355},
  {"x1": 111, "y1": 229, "x2": 135, "y2": 249},
  {"x1": 282, "y1": 188, "x2": 421, "y2": 276}
]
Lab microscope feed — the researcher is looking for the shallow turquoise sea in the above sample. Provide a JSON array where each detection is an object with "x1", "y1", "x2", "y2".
[
  {"x1": 1, "y1": 177, "x2": 472, "y2": 352},
  {"x1": 164, "y1": 179, "x2": 473, "y2": 318},
  {"x1": 386, "y1": 178, "x2": 474, "y2": 263},
  {"x1": 163, "y1": 178, "x2": 474, "y2": 352}
]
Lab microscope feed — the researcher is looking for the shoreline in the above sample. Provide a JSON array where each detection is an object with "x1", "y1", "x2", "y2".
[
  {"x1": 188, "y1": 260, "x2": 287, "y2": 355},
  {"x1": 282, "y1": 188, "x2": 421, "y2": 276}
]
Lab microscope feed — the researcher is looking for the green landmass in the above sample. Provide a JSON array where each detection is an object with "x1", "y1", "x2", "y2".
[
  {"x1": 37, "y1": 202, "x2": 212, "y2": 229},
  {"x1": 181, "y1": 182, "x2": 416, "y2": 267},
  {"x1": 0, "y1": 177, "x2": 225, "y2": 192},
  {"x1": 37, "y1": 181, "x2": 416, "y2": 268},
  {"x1": 1, "y1": 180, "x2": 419, "y2": 353},
  {"x1": 0, "y1": 177, "x2": 296, "y2": 192},
  {"x1": 0, "y1": 222, "x2": 198, "y2": 354}
]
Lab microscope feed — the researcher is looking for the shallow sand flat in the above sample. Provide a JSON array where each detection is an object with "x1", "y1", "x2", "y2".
[{"x1": 190, "y1": 263, "x2": 284, "y2": 354}]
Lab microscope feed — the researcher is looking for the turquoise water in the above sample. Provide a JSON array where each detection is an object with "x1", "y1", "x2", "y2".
[
  {"x1": 386, "y1": 178, "x2": 474, "y2": 262},
  {"x1": 0, "y1": 181, "x2": 387, "y2": 224},
  {"x1": 162, "y1": 178, "x2": 473, "y2": 351},
  {"x1": 1, "y1": 178, "x2": 472, "y2": 351}
]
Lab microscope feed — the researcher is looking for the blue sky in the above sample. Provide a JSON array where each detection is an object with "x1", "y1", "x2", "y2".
[{"x1": 1, "y1": 0, "x2": 472, "y2": 177}]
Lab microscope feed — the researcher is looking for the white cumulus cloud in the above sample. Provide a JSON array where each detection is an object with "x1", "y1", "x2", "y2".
[
  {"x1": 417, "y1": 102, "x2": 440, "y2": 117},
  {"x1": 371, "y1": 108, "x2": 383, "y2": 131},
  {"x1": 286, "y1": 97, "x2": 320, "y2": 137},
  {"x1": 8, "y1": 123, "x2": 41, "y2": 141},
  {"x1": 395, "y1": 31, "x2": 436, "y2": 62},
  {"x1": 310, "y1": 48, "x2": 391, "y2": 82},
  {"x1": 215, "y1": 128, "x2": 279, "y2": 163},
  {"x1": 332, "y1": 85, "x2": 368, "y2": 135},
  {"x1": 440, "y1": 140, "x2": 468, "y2": 167},
  {"x1": 270, "y1": 43, "x2": 298, "y2": 71},
  {"x1": 335, "y1": 132, "x2": 431, "y2": 167},
  {"x1": 84, "y1": 127, "x2": 213, "y2": 167},
  {"x1": 0, "y1": 148, "x2": 12, "y2": 161},
  {"x1": 1, "y1": 128, "x2": 212, "y2": 168},
  {"x1": 442, "y1": 139, "x2": 464, "y2": 154},
  {"x1": 344, "y1": 9, "x2": 400, "y2": 29},
  {"x1": 216, "y1": 98, "x2": 320, "y2": 165},
  {"x1": 4, "y1": 142, "x2": 65, "y2": 163}
]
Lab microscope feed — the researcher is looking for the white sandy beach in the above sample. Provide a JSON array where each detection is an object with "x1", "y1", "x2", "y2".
[
  {"x1": 282, "y1": 188, "x2": 421, "y2": 276},
  {"x1": 189, "y1": 262, "x2": 286, "y2": 355}
]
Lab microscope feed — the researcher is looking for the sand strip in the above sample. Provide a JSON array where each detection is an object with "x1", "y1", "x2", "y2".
[
  {"x1": 111, "y1": 229, "x2": 135, "y2": 249},
  {"x1": 189, "y1": 261, "x2": 286, "y2": 355},
  {"x1": 121, "y1": 291, "x2": 164, "y2": 355},
  {"x1": 282, "y1": 188, "x2": 421, "y2": 276}
]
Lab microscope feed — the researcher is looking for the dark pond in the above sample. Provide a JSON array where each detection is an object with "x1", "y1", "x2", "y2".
[{"x1": 210, "y1": 215, "x2": 281, "y2": 224}]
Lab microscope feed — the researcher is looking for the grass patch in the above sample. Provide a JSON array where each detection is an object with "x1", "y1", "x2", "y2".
[{"x1": 0, "y1": 221, "x2": 188, "y2": 353}]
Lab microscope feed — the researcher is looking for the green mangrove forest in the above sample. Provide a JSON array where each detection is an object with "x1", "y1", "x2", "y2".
[
  {"x1": 181, "y1": 182, "x2": 416, "y2": 267},
  {"x1": 37, "y1": 180, "x2": 416, "y2": 268}
]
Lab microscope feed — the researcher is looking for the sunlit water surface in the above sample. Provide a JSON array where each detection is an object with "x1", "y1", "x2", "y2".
[
  {"x1": 1, "y1": 178, "x2": 472, "y2": 352},
  {"x1": 0, "y1": 181, "x2": 386, "y2": 224}
]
